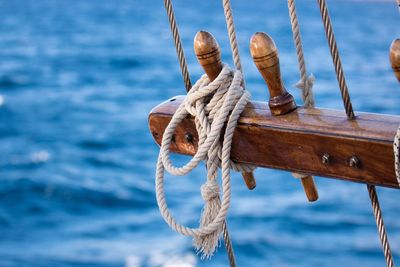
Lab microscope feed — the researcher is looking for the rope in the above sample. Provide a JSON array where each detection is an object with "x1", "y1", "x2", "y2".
[
  {"x1": 162, "y1": 1, "x2": 238, "y2": 263},
  {"x1": 395, "y1": 127, "x2": 400, "y2": 186},
  {"x1": 221, "y1": 2, "x2": 249, "y2": 265},
  {"x1": 316, "y1": 0, "x2": 355, "y2": 119},
  {"x1": 222, "y1": 0, "x2": 243, "y2": 75},
  {"x1": 156, "y1": 65, "x2": 254, "y2": 259},
  {"x1": 287, "y1": 0, "x2": 319, "y2": 191},
  {"x1": 367, "y1": 184, "x2": 395, "y2": 267},
  {"x1": 163, "y1": 0, "x2": 192, "y2": 91},
  {"x1": 287, "y1": 0, "x2": 315, "y2": 108},
  {"x1": 316, "y1": 1, "x2": 395, "y2": 266}
]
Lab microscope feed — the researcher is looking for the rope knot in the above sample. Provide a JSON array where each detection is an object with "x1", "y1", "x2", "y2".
[
  {"x1": 156, "y1": 64, "x2": 252, "y2": 259},
  {"x1": 201, "y1": 181, "x2": 220, "y2": 201}
]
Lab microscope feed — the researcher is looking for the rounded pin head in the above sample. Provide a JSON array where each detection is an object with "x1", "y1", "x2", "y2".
[
  {"x1": 250, "y1": 32, "x2": 277, "y2": 59},
  {"x1": 194, "y1": 31, "x2": 222, "y2": 81},
  {"x1": 194, "y1": 31, "x2": 220, "y2": 59},
  {"x1": 390, "y1": 39, "x2": 400, "y2": 82}
]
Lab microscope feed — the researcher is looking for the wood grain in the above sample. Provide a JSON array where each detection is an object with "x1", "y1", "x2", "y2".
[{"x1": 149, "y1": 96, "x2": 400, "y2": 189}]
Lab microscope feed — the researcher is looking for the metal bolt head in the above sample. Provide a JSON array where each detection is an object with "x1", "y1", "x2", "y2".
[
  {"x1": 185, "y1": 133, "x2": 193, "y2": 143},
  {"x1": 349, "y1": 156, "x2": 360, "y2": 168},
  {"x1": 322, "y1": 153, "x2": 331, "y2": 164}
]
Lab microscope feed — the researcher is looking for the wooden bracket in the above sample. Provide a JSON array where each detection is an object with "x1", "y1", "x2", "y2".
[{"x1": 149, "y1": 96, "x2": 400, "y2": 189}]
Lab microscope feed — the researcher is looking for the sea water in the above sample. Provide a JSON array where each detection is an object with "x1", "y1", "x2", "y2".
[{"x1": 0, "y1": 0, "x2": 399, "y2": 266}]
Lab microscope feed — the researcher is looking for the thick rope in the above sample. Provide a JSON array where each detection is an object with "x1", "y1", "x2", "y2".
[
  {"x1": 222, "y1": 0, "x2": 243, "y2": 75},
  {"x1": 156, "y1": 65, "x2": 254, "y2": 259},
  {"x1": 316, "y1": 0, "x2": 355, "y2": 119},
  {"x1": 163, "y1": 0, "x2": 192, "y2": 91},
  {"x1": 221, "y1": 2, "x2": 248, "y2": 265},
  {"x1": 367, "y1": 185, "x2": 395, "y2": 267},
  {"x1": 162, "y1": 1, "x2": 238, "y2": 263},
  {"x1": 316, "y1": 1, "x2": 395, "y2": 265}
]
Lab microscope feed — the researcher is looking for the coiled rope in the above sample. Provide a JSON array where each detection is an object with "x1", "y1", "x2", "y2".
[
  {"x1": 316, "y1": 1, "x2": 395, "y2": 266},
  {"x1": 156, "y1": 65, "x2": 254, "y2": 259}
]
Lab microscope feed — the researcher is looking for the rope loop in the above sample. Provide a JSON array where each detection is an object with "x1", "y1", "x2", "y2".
[{"x1": 156, "y1": 64, "x2": 254, "y2": 258}]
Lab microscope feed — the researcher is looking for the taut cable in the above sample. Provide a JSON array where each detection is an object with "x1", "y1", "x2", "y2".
[{"x1": 317, "y1": 1, "x2": 395, "y2": 266}]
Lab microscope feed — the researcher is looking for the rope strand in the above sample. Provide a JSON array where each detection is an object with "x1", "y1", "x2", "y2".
[{"x1": 287, "y1": 0, "x2": 315, "y2": 108}]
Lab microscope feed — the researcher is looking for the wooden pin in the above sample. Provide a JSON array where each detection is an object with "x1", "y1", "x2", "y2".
[
  {"x1": 194, "y1": 30, "x2": 256, "y2": 190},
  {"x1": 390, "y1": 39, "x2": 400, "y2": 82},
  {"x1": 250, "y1": 32, "x2": 318, "y2": 201},
  {"x1": 250, "y1": 32, "x2": 296, "y2": 115}
]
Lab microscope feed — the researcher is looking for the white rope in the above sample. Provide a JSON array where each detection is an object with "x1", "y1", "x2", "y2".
[
  {"x1": 156, "y1": 65, "x2": 254, "y2": 258},
  {"x1": 287, "y1": 0, "x2": 315, "y2": 108},
  {"x1": 394, "y1": 126, "x2": 400, "y2": 186}
]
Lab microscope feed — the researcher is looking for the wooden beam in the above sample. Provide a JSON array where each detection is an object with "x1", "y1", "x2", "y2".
[{"x1": 148, "y1": 96, "x2": 400, "y2": 189}]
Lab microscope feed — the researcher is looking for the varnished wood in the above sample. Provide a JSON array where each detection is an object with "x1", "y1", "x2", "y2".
[
  {"x1": 194, "y1": 31, "x2": 223, "y2": 81},
  {"x1": 250, "y1": 32, "x2": 296, "y2": 116},
  {"x1": 250, "y1": 32, "x2": 318, "y2": 201},
  {"x1": 193, "y1": 30, "x2": 256, "y2": 190},
  {"x1": 149, "y1": 96, "x2": 400, "y2": 189},
  {"x1": 300, "y1": 176, "x2": 319, "y2": 201},
  {"x1": 390, "y1": 39, "x2": 400, "y2": 82}
]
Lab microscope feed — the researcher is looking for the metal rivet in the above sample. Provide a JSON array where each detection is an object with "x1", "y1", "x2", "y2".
[
  {"x1": 322, "y1": 153, "x2": 331, "y2": 164},
  {"x1": 185, "y1": 133, "x2": 193, "y2": 143},
  {"x1": 349, "y1": 156, "x2": 360, "y2": 168}
]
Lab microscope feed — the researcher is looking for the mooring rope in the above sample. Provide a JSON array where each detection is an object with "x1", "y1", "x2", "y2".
[
  {"x1": 316, "y1": 1, "x2": 395, "y2": 266},
  {"x1": 156, "y1": 65, "x2": 254, "y2": 259}
]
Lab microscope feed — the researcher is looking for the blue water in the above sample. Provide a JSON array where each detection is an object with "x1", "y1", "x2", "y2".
[{"x1": 0, "y1": 0, "x2": 399, "y2": 266}]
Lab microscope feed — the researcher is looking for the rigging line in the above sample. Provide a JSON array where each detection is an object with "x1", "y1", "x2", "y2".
[
  {"x1": 367, "y1": 185, "x2": 395, "y2": 267},
  {"x1": 316, "y1": 1, "x2": 394, "y2": 265},
  {"x1": 287, "y1": 0, "x2": 315, "y2": 108},
  {"x1": 163, "y1": 0, "x2": 192, "y2": 91},
  {"x1": 162, "y1": 1, "x2": 236, "y2": 265},
  {"x1": 222, "y1": 0, "x2": 245, "y2": 88},
  {"x1": 316, "y1": 0, "x2": 355, "y2": 119}
]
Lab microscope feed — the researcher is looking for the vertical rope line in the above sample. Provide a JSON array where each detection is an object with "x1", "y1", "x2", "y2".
[
  {"x1": 220, "y1": 2, "x2": 248, "y2": 266},
  {"x1": 316, "y1": 2, "x2": 394, "y2": 265},
  {"x1": 287, "y1": 0, "x2": 314, "y2": 108},
  {"x1": 222, "y1": 0, "x2": 245, "y2": 88},
  {"x1": 162, "y1": 1, "x2": 236, "y2": 265},
  {"x1": 163, "y1": 0, "x2": 192, "y2": 91},
  {"x1": 316, "y1": 0, "x2": 355, "y2": 119},
  {"x1": 367, "y1": 184, "x2": 395, "y2": 267}
]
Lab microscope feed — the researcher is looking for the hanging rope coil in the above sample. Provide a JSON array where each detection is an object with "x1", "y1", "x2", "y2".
[{"x1": 156, "y1": 65, "x2": 254, "y2": 258}]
